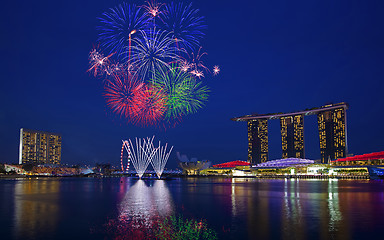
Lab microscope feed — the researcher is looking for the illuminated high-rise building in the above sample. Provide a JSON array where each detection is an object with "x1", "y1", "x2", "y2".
[
  {"x1": 247, "y1": 119, "x2": 268, "y2": 164},
  {"x1": 317, "y1": 106, "x2": 347, "y2": 163},
  {"x1": 280, "y1": 114, "x2": 304, "y2": 159},
  {"x1": 19, "y1": 128, "x2": 62, "y2": 165},
  {"x1": 232, "y1": 102, "x2": 348, "y2": 164}
]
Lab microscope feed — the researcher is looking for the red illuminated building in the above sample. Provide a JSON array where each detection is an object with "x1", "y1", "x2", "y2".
[
  {"x1": 212, "y1": 160, "x2": 250, "y2": 168},
  {"x1": 331, "y1": 151, "x2": 384, "y2": 166}
]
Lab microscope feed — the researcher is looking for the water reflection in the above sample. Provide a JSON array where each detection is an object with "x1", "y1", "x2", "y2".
[
  {"x1": 13, "y1": 179, "x2": 60, "y2": 239},
  {"x1": 282, "y1": 179, "x2": 306, "y2": 239},
  {"x1": 209, "y1": 178, "x2": 350, "y2": 239},
  {"x1": 118, "y1": 179, "x2": 174, "y2": 224},
  {"x1": 231, "y1": 178, "x2": 236, "y2": 216},
  {"x1": 328, "y1": 179, "x2": 342, "y2": 232},
  {"x1": 103, "y1": 179, "x2": 174, "y2": 239},
  {"x1": 4, "y1": 178, "x2": 384, "y2": 239}
]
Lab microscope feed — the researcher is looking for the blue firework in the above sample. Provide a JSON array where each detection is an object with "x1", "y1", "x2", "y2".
[
  {"x1": 159, "y1": 2, "x2": 206, "y2": 52},
  {"x1": 97, "y1": 3, "x2": 149, "y2": 57},
  {"x1": 128, "y1": 28, "x2": 180, "y2": 80}
]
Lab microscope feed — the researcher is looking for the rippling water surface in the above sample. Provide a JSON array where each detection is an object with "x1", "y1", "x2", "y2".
[{"x1": 1, "y1": 177, "x2": 384, "y2": 239}]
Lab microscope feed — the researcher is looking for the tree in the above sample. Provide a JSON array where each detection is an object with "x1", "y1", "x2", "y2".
[{"x1": 0, "y1": 164, "x2": 6, "y2": 174}]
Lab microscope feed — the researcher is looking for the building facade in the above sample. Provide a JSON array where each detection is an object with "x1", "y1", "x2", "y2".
[
  {"x1": 232, "y1": 103, "x2": 348, "y2": 164},
  {"x1": 19, "y1": 128, "x2": 62, "y2": 165},
  {"x1": 280, "y1": 114, "x2": 304, "y2": 159},
  {"x1": 317, "y1": 106, "x2": 347, "y2": 163},
  {"x1": 247, "y1": 119, "x2": 268, "y2": 164}
]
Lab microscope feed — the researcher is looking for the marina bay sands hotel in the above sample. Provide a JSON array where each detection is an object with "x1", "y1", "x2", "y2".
[{"x1": 232, "y1": 103, "x2": 348, "y2": 164}]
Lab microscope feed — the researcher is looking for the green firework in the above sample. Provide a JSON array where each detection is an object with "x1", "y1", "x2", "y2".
[{"x1": 151, "y1": 64, "x2": 209, "y2": 120}]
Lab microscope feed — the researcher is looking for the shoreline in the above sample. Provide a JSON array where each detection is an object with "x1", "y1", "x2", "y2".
[{"x1": 0, "y1": 174, "x2": 373, "y2": 180}]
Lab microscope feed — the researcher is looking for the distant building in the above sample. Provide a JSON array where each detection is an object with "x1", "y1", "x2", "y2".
[
  {"x1": 317, "y1": 106, "x2": 347, "y2": 163},
  {"x1": 4, "y1": 164, "x2": 26, "y2": 174},
  {"x1": 331, "y1": 151, "x2": 384, "y2": 166},
  {"x1": 19, "y1": 128, "x2": 62, "y2": 165},
  {"x1": 232, "y1": 102, "x2": 348, "y2": 164},
  {"x1": 201, "y1": 160, "x2": 252, "y2": 176},
  {"x1": 254, "y1": 158, "x2": 314, "y2": 168},
  {"x1": 177, "y1": 152, "x2": 211, "y2": 175},
  {"x1": 280, "y1": 115, "x2": 304, "y2": 159},
  {"x1": 212, "y1": 160, "x2": 250, "y2": 168},
  {"x1": 247, "y1": 119, "x2": 268, "y2": 164}
]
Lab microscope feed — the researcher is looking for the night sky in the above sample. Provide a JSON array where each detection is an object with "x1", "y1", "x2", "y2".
[{"x1": 1, "y1": 0, "x2": 384, "y2": 169}]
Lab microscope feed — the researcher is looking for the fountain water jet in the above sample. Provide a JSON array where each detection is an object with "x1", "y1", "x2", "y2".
[
  {"x1": 149, "y1": 141, "x2": 173, "y2": 178},
  {"x1": 122, "y1": 136, "x2": 173, "y2": 179}
]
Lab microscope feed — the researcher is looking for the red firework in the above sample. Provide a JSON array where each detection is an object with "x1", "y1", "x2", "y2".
[
  {"x1": 103, "y1": 72, "x2": 144, "y2": 119},
  {"x1": 131, "y1": 84, "x2": 167, "y2": 126}
]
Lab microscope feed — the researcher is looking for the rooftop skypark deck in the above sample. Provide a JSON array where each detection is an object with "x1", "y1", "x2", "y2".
[{"x1": 231, "y1": 102, "x2": 348, "y2": 121}]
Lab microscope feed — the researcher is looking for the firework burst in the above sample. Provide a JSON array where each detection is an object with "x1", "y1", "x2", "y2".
[
  {"x1": 97, "y1": 3, "x2": 149, "y2": 56},
  {"x1": 131, "y1": 84, "x2": 167, "y2": 126},
  {"x1": 152, "y1": 65, "x2": 209, "y2": 121},
  {"x1": 143, "y1": 0, "x2": 164, "y2": 19},
  {"x1": 178, "y1": 59, "x2": 193, "y2": 72},
  {"x1": 88, "y1": 48, "x2": 115, "y2": 77},
  {"x1": 90, "y1": 1, "x2": 219, "y2": 127},
  {"x1": 189, "y1": 46, "x2": 209, "y2": 73},
  {"x1": 190, "y1": 69, "x2": 204, "y2": 79},
  {"x1": 103, "y1": 71, "x2": 144, "y2": 119},
  {"x1": 213, "y1": 65, "x2": 220, "y2": 76},
  {"x1": 160, "y1": 2, "x2": 206, "y2": 52},
  {"x1": 129, "y1": 28, "x2": 180, "y2": 79},
  {"x1": 104, "y1": 61, "x2": 127, "y2": 76}
]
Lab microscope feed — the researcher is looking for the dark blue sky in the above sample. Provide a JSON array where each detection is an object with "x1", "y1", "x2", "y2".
[{"x1": 1, "y1": 0, "x2": 384, "y2": 168}]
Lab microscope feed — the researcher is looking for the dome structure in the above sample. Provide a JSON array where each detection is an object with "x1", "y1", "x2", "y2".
[{"x1": 255, "y1": 158, "x2": 314, "y2": 168}]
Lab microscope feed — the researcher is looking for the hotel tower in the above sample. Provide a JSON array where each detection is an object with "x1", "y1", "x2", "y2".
[
  {"x1": 232, "y1": 103, "x2": 348, "y2": 164},
  {"x1": 19, "y1": 128, "x2": 62, "y2": 165}
]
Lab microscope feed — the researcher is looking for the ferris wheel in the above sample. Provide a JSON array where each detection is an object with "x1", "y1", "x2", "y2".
[{"x1": 120, "y1": 140, "x2": 131, "y2": 172}]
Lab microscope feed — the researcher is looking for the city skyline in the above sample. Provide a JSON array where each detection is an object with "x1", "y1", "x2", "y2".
[{"x1": 1, "y1": 0, "x2": 384, "y2": 169}]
